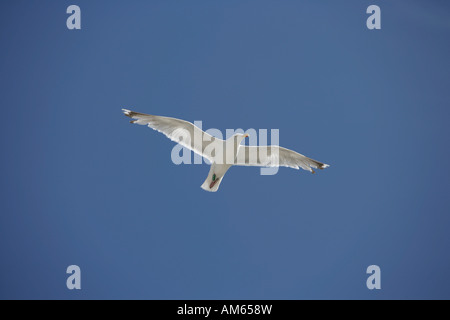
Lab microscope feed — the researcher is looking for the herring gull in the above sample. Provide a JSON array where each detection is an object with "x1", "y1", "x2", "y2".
[{"x1": 122, "y1": 109, "x2": 329, "y2": 192}]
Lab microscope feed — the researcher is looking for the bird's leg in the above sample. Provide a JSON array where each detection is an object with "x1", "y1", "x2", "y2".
[{"x1": 209, "y1": 174, "x2": 219, "y2": 189}]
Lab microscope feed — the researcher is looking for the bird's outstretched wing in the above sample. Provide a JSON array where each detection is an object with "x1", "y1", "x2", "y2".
[
  {"x1": 235, "y1": 146, "x2": 329, "y2": 173},
  {"x1": 122, "y1": 109, "x2": 219, "y2": 161}
]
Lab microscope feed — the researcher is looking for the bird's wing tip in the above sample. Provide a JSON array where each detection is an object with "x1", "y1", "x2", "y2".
[
  {"x1": 321, "y1": 164, "x2": 330, "y2": 169},
  {"x1": 122, "y1": 109, "x2": 132, "y2": 117}
]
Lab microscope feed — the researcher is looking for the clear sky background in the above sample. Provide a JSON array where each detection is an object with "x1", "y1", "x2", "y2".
[{"x1": 1, "y1": 0, "x2": 450, "y2": 299}]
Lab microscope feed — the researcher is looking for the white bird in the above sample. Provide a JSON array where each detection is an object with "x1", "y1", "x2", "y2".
[{"x1": 122, "y1": 109, "x2": 329, "y2": 192}]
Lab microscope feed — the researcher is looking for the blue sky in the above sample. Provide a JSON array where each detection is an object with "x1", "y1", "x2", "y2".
[{"x1": 1, "y1": 0, "x2": 450, "y2": 299}]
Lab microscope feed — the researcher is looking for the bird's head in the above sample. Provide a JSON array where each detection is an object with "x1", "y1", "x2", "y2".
[{"x1": 233, "y1": 133, "x2": 249, "y2": 145}]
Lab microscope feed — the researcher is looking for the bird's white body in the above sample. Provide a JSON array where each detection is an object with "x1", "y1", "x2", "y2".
[{"x1": 122, "y1": 109, "x2": 329, "y2": 192}]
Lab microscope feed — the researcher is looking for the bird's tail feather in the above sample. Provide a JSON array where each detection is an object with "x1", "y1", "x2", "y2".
[{"x1": 201, "y1": 164, "x2": 225, "y2": 192}]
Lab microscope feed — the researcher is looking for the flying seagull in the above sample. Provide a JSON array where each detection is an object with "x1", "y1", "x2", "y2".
[{"x1": 122, "y1": 109, "x2": 329, "y2": 192}]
